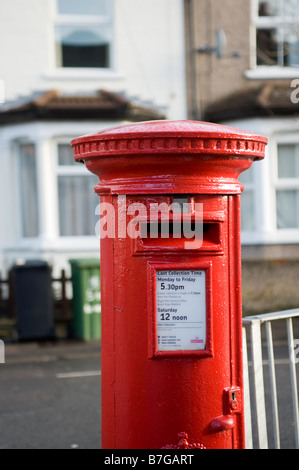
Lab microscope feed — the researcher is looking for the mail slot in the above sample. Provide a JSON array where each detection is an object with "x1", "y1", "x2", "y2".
[{"x1": 71, "y1": 120, "x2": 267, "y2": 449}]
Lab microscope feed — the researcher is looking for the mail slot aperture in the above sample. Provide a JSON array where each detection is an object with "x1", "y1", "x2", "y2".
[{"x1": 140, "y1": 220, "x2": 221, "y2": 250}]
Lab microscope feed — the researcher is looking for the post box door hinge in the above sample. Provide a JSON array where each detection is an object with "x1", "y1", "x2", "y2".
[{"x1": 208, "y1": 387, "x2": 242, "y2": 434}]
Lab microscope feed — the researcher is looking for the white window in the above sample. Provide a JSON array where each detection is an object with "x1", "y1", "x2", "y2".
[
  {"x1": 55, "y1": 0, "x2": 113, "y2": 69},
  {"x1": 240, "y1": 135, "x2": 299, "y2": 244},
  {"x1": 255, "y1": 0, "x2": 299, "y2": 67},
  {"x1": 56, "y1": 143, "x2": 99, "y2": 237},
  {"x1": 275, "y1": 143, "x2": 299, "y2": 229},
  {"x1": 18, "y1": 144, "x2": 39, "y2": 238},
  {"x1": 240, "y1": 166, "x2": 256, "y2": 232}
]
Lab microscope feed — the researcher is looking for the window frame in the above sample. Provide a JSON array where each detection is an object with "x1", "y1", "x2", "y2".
[
  {"x1": 242, "y1": 134, "x2": 299, "y2": 244},
  {"x1": 274, "y1": 140, "x2": 299, "y2": 231},
  {"x1": 18, "y1": 142, "x2": 40, "y2": 239},
  {"x1": 54, "y1": 138, "x2": 100, "y2": 240},
  {"x1": 247, "y1": 0, "x2": 299, "y2": 79},
  {"x1": 8, "y1": 121, "x2": 121, "y2": 254},
  {"x1": 53, "y1": 0, "x2": 115, "y2": 72},
  {"x1": 239, "y1": 165, "x2": 258, "y2": 234}
]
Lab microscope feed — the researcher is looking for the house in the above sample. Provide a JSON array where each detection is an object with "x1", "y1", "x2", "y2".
[
  {"x1": 2, "y1": 0, "x2": 296, "y2": 315},
  {"x1": 185, "y1": 0, "x2": 299, "y2": 313},
  {"x1": 0, "y1": 0, "x2": 187, "y2": 276}
]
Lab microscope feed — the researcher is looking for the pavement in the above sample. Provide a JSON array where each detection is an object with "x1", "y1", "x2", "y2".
[{"x1": 3, "y1": 338, "x2": 101, "y2": 365}]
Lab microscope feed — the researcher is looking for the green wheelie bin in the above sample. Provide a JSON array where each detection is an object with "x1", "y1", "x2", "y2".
[{"x1": 69, "y1": 258, "x2": 101, "y2": 340}]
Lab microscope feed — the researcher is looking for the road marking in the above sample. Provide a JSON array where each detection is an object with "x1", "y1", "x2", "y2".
[{"x1": 56, "y1": 370, "x2": 101, "y2": 379}]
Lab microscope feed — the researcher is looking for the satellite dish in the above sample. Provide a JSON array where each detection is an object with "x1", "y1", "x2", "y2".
[
  {"x1": 195, "y1": 28, "x2": 240, "y2": 59},
  {"x1": 215, "y1": 29, "x2": 227, "y2": 59}
]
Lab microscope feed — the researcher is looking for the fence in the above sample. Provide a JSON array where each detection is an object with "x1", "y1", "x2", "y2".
[
  {"x1": 243, "y1": 309, "x2": 299, "y2": 449},
  {"x1": 0, "y1": 269, "x2": 73, "y2": 338},
  {"x1": 0, "y1": 271, "x2": 14, "y2": 339}
]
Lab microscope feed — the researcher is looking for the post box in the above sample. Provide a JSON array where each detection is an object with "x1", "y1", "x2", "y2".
[{"x1": 71, "y1": 120, "x2": 267, "y2": 449}]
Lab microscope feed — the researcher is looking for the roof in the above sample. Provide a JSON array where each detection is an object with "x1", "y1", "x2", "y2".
[
  {"x1": 0, "y1": 89, "x2": 165, "y2": 124},
  {"x1": 204, "y1": 82, "x2": 299, "y2": 122}
]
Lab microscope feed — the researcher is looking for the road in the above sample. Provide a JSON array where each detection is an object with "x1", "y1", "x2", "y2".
[
  {"x1": 0, "y1": 333, "x2": 298, "y2": 449},
  {"x1": 0, "y1": 340, "x2": 101, "y2": 449}
]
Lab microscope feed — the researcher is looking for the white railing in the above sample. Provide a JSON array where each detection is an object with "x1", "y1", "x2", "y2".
[{"x1": 242, "y1": 308, "x2": 299, "y2": 449}]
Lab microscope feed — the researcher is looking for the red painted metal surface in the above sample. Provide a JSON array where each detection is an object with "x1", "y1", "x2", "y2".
[
  {"x1": 161, "y1": 432, "x2": 206, "y2": 449},
  {"x1": 71, "y1": 120, "x2": 267, "y2": 449}
]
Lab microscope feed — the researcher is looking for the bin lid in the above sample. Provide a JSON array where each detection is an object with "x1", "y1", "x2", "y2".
[
  {"x1": 11, "y1": 259, "x2": 50, "y2": 270},
  {"x1": 69, "y1": 258, "x2": 100, "y2": 269}
]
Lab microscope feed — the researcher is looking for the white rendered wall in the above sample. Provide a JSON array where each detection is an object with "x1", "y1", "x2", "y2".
[
  {"x1": 0, "y1": 120, "x2": 122, "y2": 275},
  {"x1": 0, "y1": 0, "x2": 187, "y2": 119}
]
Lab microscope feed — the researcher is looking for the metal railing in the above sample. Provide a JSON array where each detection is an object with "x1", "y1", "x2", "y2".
[{"x1": 242, "y1": 308, "x2": 299, "y2": 449}]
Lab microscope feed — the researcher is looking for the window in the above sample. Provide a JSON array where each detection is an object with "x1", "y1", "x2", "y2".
[
  {"x1": 57, "y1": 144, "x2": 99, "y2": 236},
  {"x1": 275, "y1": 143, "x2": 299, "y2": 228},
  {"x1": 55, "y1": 0, "x2": 113, "y2": 68},
  {"x1": 240, "y1": 167, "x2": 256, "y2": 232},
  {"x1": 19, "y1": 144, "x2": 39, "y2": 238},
  {"x1": 256, "y1": 0, "x2": 299, "y2": 67}
]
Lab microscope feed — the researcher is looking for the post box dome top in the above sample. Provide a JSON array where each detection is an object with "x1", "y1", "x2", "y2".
[
  {"x1": 71, "y1": 120, "x2": 267, "y2": 161},
  {"x1": 71, "y1": 120, "x2": 267, "y2": 195}
]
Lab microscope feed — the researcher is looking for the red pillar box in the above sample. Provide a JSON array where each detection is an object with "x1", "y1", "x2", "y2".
[{"x1": 71, "y1": 120, "x2": 267, "y2": 449}]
